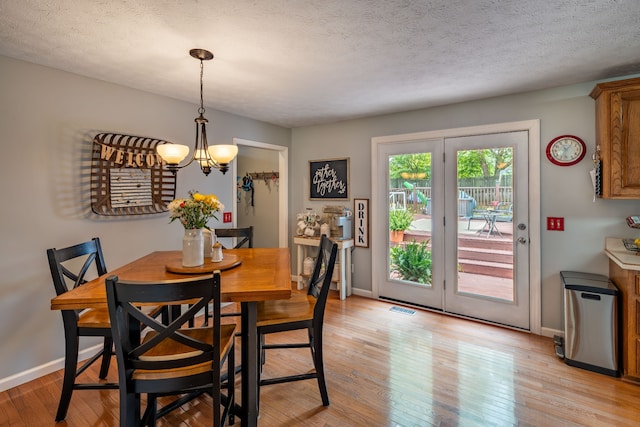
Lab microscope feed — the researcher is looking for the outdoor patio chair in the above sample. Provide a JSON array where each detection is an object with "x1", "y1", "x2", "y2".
[{"x1": 495, "y1": 203, "x2": 513, "y2": 222}]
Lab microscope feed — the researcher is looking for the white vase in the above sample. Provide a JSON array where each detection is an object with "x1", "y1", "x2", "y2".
[{"x1": 182, "y1": 229, "x2": 204, "y2": 267}]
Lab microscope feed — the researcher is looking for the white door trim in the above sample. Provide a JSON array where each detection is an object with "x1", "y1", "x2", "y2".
[
  {"x1": 232, "y1": 138, "x2": 289, "y2": 248},
  {"x1": 371, "y1": 120, "x2": 541, "y2": 334}
]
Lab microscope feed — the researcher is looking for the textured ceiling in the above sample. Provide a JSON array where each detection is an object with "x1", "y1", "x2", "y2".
[{"x1": 1, "y1": 0, "x2": 640, "y2": 128}]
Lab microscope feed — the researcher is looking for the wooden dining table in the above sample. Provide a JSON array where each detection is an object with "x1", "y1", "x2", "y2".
[{"x1": 50, "y1": 247, "x2": 292, "y2": 427}]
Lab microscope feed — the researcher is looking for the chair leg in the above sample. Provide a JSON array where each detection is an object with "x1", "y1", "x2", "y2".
[
  {"x1": 203, "y1": 304, "x2": 210, "y2": 326},
  {"x1": 55, "y1": 329, "x2": 79, "y2": 422},
  {"x1": 311, "y1": 328, "x2": 329, "y2": 406},
  {"x1": 227, "y1": 344, "x2": 235, "y2": 426},
  {"x1": 260, "y1": 334, "x2": 266, "y2": 371},
  {"x1": 188, "y1": 304, "x2": 196, "y2": 328},
  {"x1": 144, "y1": 394, "x2": 157, "y2": 427},
  {"x1": 187, "y1": 304, "x2": 211, "y2": 327},
  {"x1": 213, "y1": 371, "x2": 221, "y2": 427},
  {"x1": 98, "y1": 336, "x2": 113, "y2": 379},
  {"x1": 119, "y1": 389, "x2": 139, "y2": 427}
]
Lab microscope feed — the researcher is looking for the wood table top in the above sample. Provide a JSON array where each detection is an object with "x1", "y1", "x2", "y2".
[{"x1": 51, "y1": 248, "x2": 291, "y2": 311}]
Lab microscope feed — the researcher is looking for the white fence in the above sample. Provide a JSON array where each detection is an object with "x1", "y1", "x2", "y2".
[{"x1": 390, "y1": 186, "x2": 512, "y2": 214}]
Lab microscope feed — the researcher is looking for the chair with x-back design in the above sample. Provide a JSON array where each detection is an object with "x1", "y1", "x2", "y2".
[
  {"x1": 106, "y1": 272, "x2": 237, "y2": 426},
  {"x1": 47, "y1": 237, "x2": 118, "y2": 422}
]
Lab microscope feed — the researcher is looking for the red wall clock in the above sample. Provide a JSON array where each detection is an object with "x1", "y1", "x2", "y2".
[{"x1": 546, "y1": 135, "x2": 586, "y2": 166}]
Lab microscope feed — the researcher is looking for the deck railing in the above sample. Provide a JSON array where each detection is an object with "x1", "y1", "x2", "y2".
[{"x1": 390, "y1": 186, "x2": 513, "y2": 213}]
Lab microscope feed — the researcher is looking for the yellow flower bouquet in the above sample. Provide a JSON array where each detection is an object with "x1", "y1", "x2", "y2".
[{"x1": 167, "y1": 191, "x2": 224, "y2": 229}]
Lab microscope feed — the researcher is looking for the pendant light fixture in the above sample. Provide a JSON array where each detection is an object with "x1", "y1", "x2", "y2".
[{"x1": 157, "y1": 48, "x2": 238, "y2": 175}]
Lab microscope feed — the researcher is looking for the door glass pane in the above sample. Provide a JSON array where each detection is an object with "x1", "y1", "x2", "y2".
[
  {"x1": 456, "y1": 147, "x2": 514, "y2": 302},
  {"x1": 388, "y1": 153, "x2": 433, "y2": 287}
]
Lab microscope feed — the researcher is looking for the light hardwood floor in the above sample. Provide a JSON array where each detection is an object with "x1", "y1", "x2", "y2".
[{"x1": 2, "y1": 288, "x2": 640, "y2": 426}]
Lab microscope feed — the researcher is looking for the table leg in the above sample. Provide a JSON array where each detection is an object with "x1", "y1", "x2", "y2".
[
  {"x1": 338, "y1": 247, "x2": 346, "y2": 300},
  {"x1": 296, "y1": 244, "x2": 304, "y2": 290},
  {"x1": 241, "y1": 302, "x2": 258, "y2": 427},
  {"x1": 345, "y1": 247, "x2": 352, "y2": 297},
  {"x1": 487, "y1": 215, "x2": 503, "y2": 238},
  {"x1": 477, "y1": 215, "x2": 490, "y2": 236},
  {"x1": 486, "y1": 215, "x2": 494, "y2": 237}
]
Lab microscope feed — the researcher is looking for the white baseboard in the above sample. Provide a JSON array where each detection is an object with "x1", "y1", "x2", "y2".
[
  {"x1": 541, "y1": 327, "x2": 563, "y2": 338},
  {"x1": 351, "y1": 288, "x2": 372, "y2": 298},
  {"x1": 0, "y1": 344, "x2": 103, "y2": 393}
]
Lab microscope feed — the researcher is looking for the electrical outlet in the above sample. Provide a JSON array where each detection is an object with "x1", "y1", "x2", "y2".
[
  {"x1": 223, "y1": 212, "x2": 232, "y2": 223},
  {"x1": 547, "y1": 217, "x2": 564, "y2": 231}
]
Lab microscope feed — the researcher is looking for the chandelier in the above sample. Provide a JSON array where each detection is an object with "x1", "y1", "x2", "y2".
[{"x1": 157, "y1": 48, "x2": 238, "y2": 175}]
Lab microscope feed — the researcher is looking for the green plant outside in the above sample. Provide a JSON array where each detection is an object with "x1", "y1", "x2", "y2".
[
  {"x1": 390, "y1": 240, "x2": 432, "y2": 284},
  {"x1": 389, "y1": 209, "x2": 414, "y2": 231}
]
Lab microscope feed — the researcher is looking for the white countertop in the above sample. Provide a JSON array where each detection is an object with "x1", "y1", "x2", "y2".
[{"x1": 605, "y1": 237, "x2": 640, "y2": 271}]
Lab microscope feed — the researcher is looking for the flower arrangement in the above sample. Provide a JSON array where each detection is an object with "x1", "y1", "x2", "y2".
[{"x1": 167, "y1": 190, "x2": 224, "y2": 229}]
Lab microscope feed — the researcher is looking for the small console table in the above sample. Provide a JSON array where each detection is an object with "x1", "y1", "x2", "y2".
[{"x1": 294, "y1": 236, "x2": 354, "y2": 300}]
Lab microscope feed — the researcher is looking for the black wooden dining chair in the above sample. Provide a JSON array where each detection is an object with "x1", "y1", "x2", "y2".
[
  {"x1": 47, "y1": 237, "x2": 118, "y2": 422},
  {"x1": 106, "y1": 272, "x2": 237, "y2": 426},
  {"x1": 256, "y1": 235, "x2": 338, "y2": 406},
  {"x1": 214, "y1": 226, "x2": 253, "y2": 249},
  {"x1": 201, "y1": 226, "x2": 254, "y2": 327}
]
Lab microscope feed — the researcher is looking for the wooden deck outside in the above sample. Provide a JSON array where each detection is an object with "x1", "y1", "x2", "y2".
[{"x1": 401, "y1": 215, "x2": 515, "y2": 301}]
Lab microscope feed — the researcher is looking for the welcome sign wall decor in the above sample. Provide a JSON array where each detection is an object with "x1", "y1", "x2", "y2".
[{"x1": 91, "y1": 132, "x2": 176, "y2": 216}]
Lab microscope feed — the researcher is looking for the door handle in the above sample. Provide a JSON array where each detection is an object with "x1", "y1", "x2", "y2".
[{"x1": 517, "y1": 237, "x2": 528, "y2": 244}]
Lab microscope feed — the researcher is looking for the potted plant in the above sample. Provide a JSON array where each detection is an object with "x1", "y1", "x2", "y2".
[
  {"x1": 389, "y1": 239, "x2": 433, "y2": 284},
  {"x1": 389, "y1": 208, "x2": 414, "y2": 243}
]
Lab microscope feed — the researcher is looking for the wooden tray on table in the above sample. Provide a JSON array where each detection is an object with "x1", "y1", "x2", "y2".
[{"x1": 165, "y1": 253, "x2": 242, "y2": 274}]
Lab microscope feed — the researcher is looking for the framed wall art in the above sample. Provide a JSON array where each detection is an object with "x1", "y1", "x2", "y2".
[
  {"x1": 91, "y1": 132, "x2": 176, "y2": 216},
  {"x1": 354, "y1": 198, "x2": 369, "y2": 248},
  {"x1": 309, "y1": 158, "x2": 349, "y2": 200}
]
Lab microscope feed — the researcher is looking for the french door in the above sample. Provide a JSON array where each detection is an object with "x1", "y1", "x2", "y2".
[
  {"x1": 374, "y1": 128, "x2": 532, "y2": 330},
  {"x1": 378, "y1": 138, "x2": 445, "y2": 310}
]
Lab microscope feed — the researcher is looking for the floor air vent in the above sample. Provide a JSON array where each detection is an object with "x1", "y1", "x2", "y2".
[{"x1": 390, "y1": 306, "x2": 416, "y2": 315}]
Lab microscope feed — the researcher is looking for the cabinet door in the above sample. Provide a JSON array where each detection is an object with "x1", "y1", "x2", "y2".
[
  {"x1": 634, "y1": 273, "x2": 640, "y2": 378},
  {"x1": 609, "y1": 260, "x2": 640, "y2": 382},
  {"x1": 609, "y1": 89, "x2": 640, "y2": 197}
]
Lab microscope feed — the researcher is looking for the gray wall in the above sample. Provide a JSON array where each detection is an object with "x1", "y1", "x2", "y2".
[
  {"x1": 290, "y1": 78, "x2": 640, "y2": 333},
  {"x1": 0, "y1": 55, "x2": 290, "y2": 385}
]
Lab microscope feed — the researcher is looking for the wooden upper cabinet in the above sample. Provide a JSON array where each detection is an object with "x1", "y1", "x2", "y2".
[{"x1": 590, "y1": 77, "x2": 640, "y2": 199}]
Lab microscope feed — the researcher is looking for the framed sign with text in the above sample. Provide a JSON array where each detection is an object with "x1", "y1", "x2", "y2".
[
  {"x1": 309, "y1": 158, "x2": 349, "y2": 200},
  {"x1": 354, "y1": 198, "x2": 369, "y2": 247},
  {"x1": 91, "y1": 132, "x2": 176, "y2": 216}
]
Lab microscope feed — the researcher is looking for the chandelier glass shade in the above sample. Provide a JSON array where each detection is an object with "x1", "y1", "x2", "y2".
[{"x1": 156, "y1": 48, "x2": 237, "y2": 175}]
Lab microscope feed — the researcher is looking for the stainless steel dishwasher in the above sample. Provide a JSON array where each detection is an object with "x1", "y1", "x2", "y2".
[{"x1": 559, "y1": 271, "x2": 619, "y2": 377}]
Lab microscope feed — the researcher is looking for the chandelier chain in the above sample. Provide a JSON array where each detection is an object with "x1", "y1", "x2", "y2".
[{"x1": 198, "y1": 60, "x2": 205, "y2": 115}]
